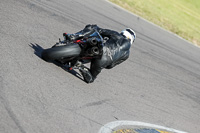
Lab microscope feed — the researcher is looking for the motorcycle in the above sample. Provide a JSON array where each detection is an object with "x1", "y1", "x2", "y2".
[{"x1": 41, "y1": 31, "x2": 104, "y2": 70}]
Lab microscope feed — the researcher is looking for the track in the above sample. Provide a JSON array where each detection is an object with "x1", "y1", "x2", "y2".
[{"x1": 0, "y1": 0, "x2": 200, "y2": 133}]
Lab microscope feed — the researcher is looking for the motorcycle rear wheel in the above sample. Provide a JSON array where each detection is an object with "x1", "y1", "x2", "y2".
[{"x1": 41, "y1": 43, "x2": 81, "y2": 62}]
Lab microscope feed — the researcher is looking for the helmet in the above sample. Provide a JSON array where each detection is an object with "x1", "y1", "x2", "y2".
[{"x1": 121, "y1": 28, "x2": 136, "y2": 44}]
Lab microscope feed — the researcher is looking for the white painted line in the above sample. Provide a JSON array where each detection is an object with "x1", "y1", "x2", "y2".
[{"x1": 98, "y1": 121, "x2": 187, "y2": 133}]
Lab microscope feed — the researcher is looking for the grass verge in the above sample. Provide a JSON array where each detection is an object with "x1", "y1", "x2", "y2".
[{"x1": 110, "y1": 0, "x2": 200, "y2": 47}]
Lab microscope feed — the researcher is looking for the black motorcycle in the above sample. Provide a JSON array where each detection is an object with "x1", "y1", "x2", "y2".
[{"x1": 41, "y1": 31, "x2": 104, "y2": 70}]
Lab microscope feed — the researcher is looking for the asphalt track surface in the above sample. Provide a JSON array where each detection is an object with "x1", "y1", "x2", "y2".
[{"x1": 0, "y1": 0, "x2": 200, "y2": 133}]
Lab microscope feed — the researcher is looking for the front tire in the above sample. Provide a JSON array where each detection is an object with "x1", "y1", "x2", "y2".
[{"x1": 41, "y1": 43, "x2": 81, "y2": 62}]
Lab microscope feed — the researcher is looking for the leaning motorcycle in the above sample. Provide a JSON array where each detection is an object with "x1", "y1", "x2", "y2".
[{"x1": 41, "y1": 31, "x2": 104, "y2": 70}]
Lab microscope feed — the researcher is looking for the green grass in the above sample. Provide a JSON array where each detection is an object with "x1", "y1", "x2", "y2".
[{"x1": 110, "y1": 0, "x2": 200, "y2": 46}]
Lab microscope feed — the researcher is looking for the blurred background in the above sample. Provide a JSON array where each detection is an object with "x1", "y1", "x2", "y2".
[{"x1": 110, "y1": 0, "x2": 200, "y2": 47}]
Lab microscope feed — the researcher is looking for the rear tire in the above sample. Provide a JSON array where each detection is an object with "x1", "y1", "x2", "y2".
[{"x1": 41, "y1": 43, "x2": 81, "y2": 62}]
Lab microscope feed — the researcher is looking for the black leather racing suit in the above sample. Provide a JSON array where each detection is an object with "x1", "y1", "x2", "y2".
[{"x1": 68, "y1": 24, "x2": 131, "y2": 83}]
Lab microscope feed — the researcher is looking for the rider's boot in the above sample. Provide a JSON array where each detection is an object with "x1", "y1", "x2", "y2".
[{"x1": 79, "y1": 66, "x2": 94, "y2": 83}]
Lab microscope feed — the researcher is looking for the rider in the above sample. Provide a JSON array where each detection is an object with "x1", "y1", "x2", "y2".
[{"x1": 64, "y1": 24, "x2": 136, "y2": 83}]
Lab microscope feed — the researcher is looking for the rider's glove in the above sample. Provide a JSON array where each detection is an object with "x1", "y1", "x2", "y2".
[
  {"x1": 63, "y1": 33, "x2": 76, "y2": 41},
  {"x1": 63, "y1": 33, "x2": 68, "y2": 40}
]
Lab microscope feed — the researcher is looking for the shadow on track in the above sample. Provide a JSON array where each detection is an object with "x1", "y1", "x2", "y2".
[{"x1": 29, "y1": 43, "x2": 84, "y2": 82}]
